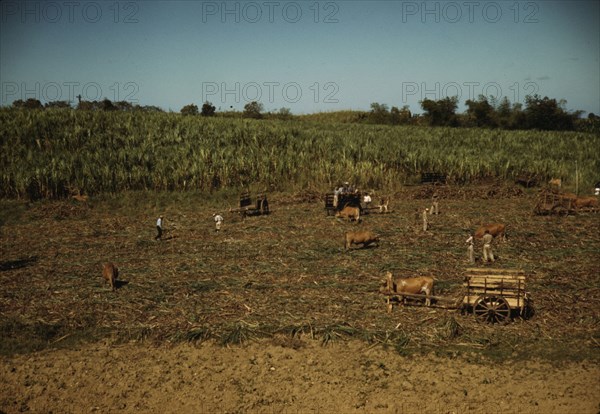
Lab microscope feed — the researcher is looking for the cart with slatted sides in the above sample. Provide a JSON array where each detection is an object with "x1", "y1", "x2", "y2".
[
  {"x1": 382, "y1": 268, "x2": 534, "y2": 324},
  {"x1": 229, "y1": 191, "x2": 270, "y2": 217},
  {"x1": 462, "y1": 268, "x2": 533, "y2": 323}
]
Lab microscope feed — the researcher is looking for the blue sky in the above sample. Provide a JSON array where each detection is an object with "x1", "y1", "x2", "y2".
[{"x1": 1, "y1": 0, "x2": 598, "y2": 115}]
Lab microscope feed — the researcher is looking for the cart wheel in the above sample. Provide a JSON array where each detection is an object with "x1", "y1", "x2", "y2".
[{"x1": 473, "y1": 296, "x2": 511, "y2": 324}]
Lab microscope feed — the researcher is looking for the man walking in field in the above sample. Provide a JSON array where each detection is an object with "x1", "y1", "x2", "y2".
[
  {"x1": 422, "y1": 208, "x2": 429, "y2": 232},
  {"x1": 430, "y1": 192, "x2": 439, "y2": 215},
  {"x1": 155, "y1": 215, "x2": 164, "y2": 240},
  {"x1": 363, "y1": 192, "x2": 372, "y2": 209},
  {"x1": 466, "y1": 233, "x2": 475, "y2": 264},
  {"x1": 482, "y1": 229, "x2": 495, "y2": 263},
  {"x1": 213, "y1": 213, "x2": 223, "y2": 232}
]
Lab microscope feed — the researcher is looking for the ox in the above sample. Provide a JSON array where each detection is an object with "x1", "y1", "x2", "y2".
[
  {"x1": 336, "y1": 205, "x2": 361, "y2": 222},
  {"x1": 549, "y1": 178, "x2": 562, "y2": 191},
  {"x1": 345, "y1": 230, "x2": 379, "y2": 249},
  {"x1": 474, "y1": 223, "x2": 506, "y2": 241},
  {"x1": 560, "y1": 192, "x2": 578, "y2": 201},
  {"x1": 102, "y1": 262, "x2": 119, "y2": 291},
  {"x1": 381, "y1": 271, "x2": 434, "y2": 307},
  {"x1": 72, "y1": 194, "x2": 88, "y2": 202},
  {"x1": 379, "y1": 197, "x2": 389, "y2": 214},
  {"x1": 574, "y1": 196, "x2": 599, "y2": 212}
]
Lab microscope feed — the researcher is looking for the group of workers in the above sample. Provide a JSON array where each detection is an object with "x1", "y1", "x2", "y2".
[
  {"x1": 333, "y1": 182, "x2": 359, "y2": 208},
  {"x1": 421, "y1": 192, "x2": 496, "y2": 264},
  {"x1": 421, "y1": 193, "x2": 439, "y2": 231},
  {"x1": 465, "y1": 230, "x2": 495, "y2": 264},
  {"x1": 333, "y1": 182, "x2": 379, "y2": 211},
  {"x1": 154, "y1": 213, "x2": 224, "y2": 240},
  {"x1": 154, "y1": 188, "x2": 498, "y2": 265}
]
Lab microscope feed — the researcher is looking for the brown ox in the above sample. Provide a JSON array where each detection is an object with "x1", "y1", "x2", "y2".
[
  {"x1": 474, "y1": 223, "x2": 506, "y2": 241},
  {"x1": 574, "y1": 197, "x2": 599, "y2": 212},
  {"x1": 72, "y1": 194, "x2": 88, "y2": 202},
  {"x1": 345, "y1": 230, "x2": 379, "y2": 249},
  {"x1": 379, "y1": 197, "x2": 389, "y2": 214},
  {"x1": 336, "y1": 205, "x2": 360, "y2": 222},
  {"x1": 549, "y1": 178, "x2": 562, "y2": 190},
  {"x1": 381, "y1": 271, "x2": 434, "y2": 307},
  {"x1": 102, "y1": 262, "x2": 119, "y2": 291},
  {"x1": 560, "y1": 192, "x2": 578, "y2": 201}
]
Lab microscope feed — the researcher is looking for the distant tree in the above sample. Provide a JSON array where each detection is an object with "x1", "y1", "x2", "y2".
[
  {"x1": 77, "y1": 100, "x2": 99, "y2": 111},
  {"x1": 369, "y1": 102, "x2": 390, "y2": 124},
  {"x1": 181, "y1": 103, "x2": 199, "y2": 116},
  {"x1": 100, "y1": 98, "x2": 117, "y2": 111},
  {"x1": 136, "y1": 105, "x2": 164, "y2": 113},
  {"x1": 13, "y1": 98, "x2": 43, "y2": 110},
  {"x1": 277, "y1": 107, "x2": 292, "y2": 120},
  {"x1": 576, "y1": 112, "x2": 600, "y2": 133},
  {"x1": 243, "y1": 101, "x2": 263, "y2": 119},
  {"x1": 420, "y1": 97, "x2": 458, "y2": 126},
  {"x1": 390, "y1": 106, "x2": 401, "y2": 125},
  {"x1": 114, "y1": 101, "x2": 134, "y2": 111},
  {"x1": 494, "y1": 97, "x2": 519, "y2": 129},
  {"x1": 511, "y1": 102, "x2": 527, "y2": 130},
  {"x1": 465, "y1": 95, "x2": 496, "y2": 127},
  {"x1": 524, "y1": 95, "x2": 578, "y2": 130},
  {"x1": 45, "y1": 100, "x2": 71, "y2": 109},
  {"x1": 201, "y1": 101, "x2": 216, "y2": 117},
  {"x1": 393, "y1": 105, "x2": 412, "y2": 125}
]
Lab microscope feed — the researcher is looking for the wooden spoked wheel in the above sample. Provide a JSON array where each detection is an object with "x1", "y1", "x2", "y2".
[{"x1": 473, "y1": 296, "x2": 511, "y2": 323}]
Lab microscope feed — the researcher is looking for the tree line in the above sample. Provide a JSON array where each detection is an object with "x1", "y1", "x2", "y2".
[
  {"x1": 368, "y1": 95, "x2": 597, "y2": 132},
  {"x1": 8, "y1": 94, "x2": 599, "y2": 132},
  {"x1": 11, "y1": 98, "x2": 164, "y2": 113}
]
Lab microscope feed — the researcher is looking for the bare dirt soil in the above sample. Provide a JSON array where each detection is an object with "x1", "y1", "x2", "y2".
[
  {"x1": 1, "y1": 339, "x2": 599, "y2": 414},
  {"x1": 1, "y1": 184, "x2": 599, "y2": 413}
]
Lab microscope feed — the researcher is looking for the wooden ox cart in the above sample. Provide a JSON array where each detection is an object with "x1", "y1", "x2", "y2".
[
  {"x1": 382, "y1": 268, "x2": 533, "y2": 324},
  {"x1": 462, "y1": 268, "x2": 533, "y2": 324},
  {"x1": 324, "y1": 192, "x2": 386, "y2": 216},
  {"x1": 534, "y1": 189, "x2": 576, "y2": 216},
  {"x1": 229, "y1": 192, "x2": 269, "y2": 217},
  {"x1": 325, "y1": 192, "x2": 361, "y2": 216}
]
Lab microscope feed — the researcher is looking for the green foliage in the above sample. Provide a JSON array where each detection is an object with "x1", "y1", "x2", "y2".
[
  {"x1": 201, "y1": 101, "x2": 216, "y2": 117},
  {"x1": 390, "y1": 105, "x2": 411, "y2": 125},
  {"x1": 276, "y1": 107, "x2": 292, "y2": 120},
  {"x1": 524, "y1": 95, "x2": 581, "y2": 131},
  {"x1": 465, "y1": 95, "x2": 496, "y2": 128},
  {"x1": 420, "y1": 97, "x2": 459, "y2": 126},
  {"x1": 12, "y1": 98, "x2": 43, "y2": 110},
  {"x1": 181, "y1": 103, "x2": 199, "y2": 116},
  {"x1": 0, "y1": 108, "x2": 598, "y2": 199},
  {"x1": 243, "y1": 101, "x2": 263, "y2": 119},
  {"x1": 45, "y1": 100, "x2": 71, "y2": 109},
  {"x1": 366, "y1": 103, "x2": 412, "y2": 125},
  {"x1": 369, "y1": 102, "x2": 390, "y2": 124}
]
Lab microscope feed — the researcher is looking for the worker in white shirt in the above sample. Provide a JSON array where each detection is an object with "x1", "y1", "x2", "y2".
[
  {"x1": 466, "y1": 233, "x2": 475, "y2": 264},
  {"x1": 213, "y1": 213, "x2": 224, "y2": 232},
  {"x1": 430, "y1": 192, "x2": 439, "y2": 215},
  {"x1": 482, "y1": 230, "x2": 495, "y2": 263},
  {"x1": 363, "y1": 193, "x2": 372, "y2": 209},
  {"x1": 155, "y1": 215, "x2": 164, "y2": 240}
]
